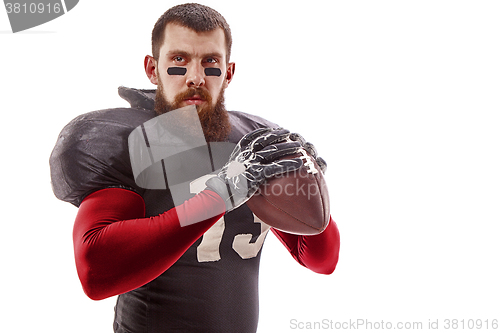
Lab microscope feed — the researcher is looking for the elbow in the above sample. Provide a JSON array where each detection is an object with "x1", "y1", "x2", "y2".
[
  {"x1": 77, "y1": 266, "x2": 113, "y2": 301},
  {"x1": 74, "y1": 246, "x2": 115, "y2": 300},
  {"x1": 304, "y1": 238, "x2": 340, "y2": 275},
  {"x1": 84, "y1": 287, "x2": 108, "y2": 301},
  {"x1": 82, "y1": 280, "x2": 110, "y2": 301},
  {"x1": 319, "y1": 259, "x2": 338, "y2": 275},
  {"x1": 318, "y1": 220, "x2": 340, "y2": 275},
  {"x1": 312, "y1": 253, "x2": 339, "y2": 275},
  {"x1": 75, "y1": 248, "x2": 136, "y2": 301},
  {"x1": 86, "y1": 291, "x2": 111, "y2": 301},
  {"x1": 74, "y1": 239, "x2": 117, "y2": 300},
  {"x1": 322, "y1": 243, "x2": 340, "y2": 275}
]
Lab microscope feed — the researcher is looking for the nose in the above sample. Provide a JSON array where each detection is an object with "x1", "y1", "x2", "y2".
[{"x1": 185, "y1": 64, "x2": 205, "y2": 88}]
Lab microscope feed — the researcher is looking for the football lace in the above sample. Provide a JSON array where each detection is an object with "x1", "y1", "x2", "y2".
[{"x1": 298, "y1": 149, "x2": 318, "y2": 175}]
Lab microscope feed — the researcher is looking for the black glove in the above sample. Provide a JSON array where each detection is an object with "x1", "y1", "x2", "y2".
[
  {"x1": 289, "y1": 132, "x2": 328, "y2": 174},
  {"x1": 206, "y1": 128, "x2": 303, "y2": 212}
]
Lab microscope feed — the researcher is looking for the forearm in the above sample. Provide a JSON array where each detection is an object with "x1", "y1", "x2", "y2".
[
  {"x1": 271, "y1": 217, "x2": 340, "y2": 274},
  {"x1": 73, "y1": 187, "x2": 225, "y2": 300}
]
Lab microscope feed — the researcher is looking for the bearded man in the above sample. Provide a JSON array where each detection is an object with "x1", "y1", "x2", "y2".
[{"x1": 50, "y1": 3, "x2": 340, "y2": 332}]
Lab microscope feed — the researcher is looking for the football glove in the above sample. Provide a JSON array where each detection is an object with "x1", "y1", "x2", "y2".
[{"x1": 205, "y1": 128, "x2": 303, "y2": 212}]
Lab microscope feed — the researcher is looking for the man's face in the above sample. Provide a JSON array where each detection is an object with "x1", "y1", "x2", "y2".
[
  {"x1": 151, "y1": 23, "x2": 233, "y2": 109},
  {"x1": 145, "y1": 23, "x2": 234, "y2": 141}
]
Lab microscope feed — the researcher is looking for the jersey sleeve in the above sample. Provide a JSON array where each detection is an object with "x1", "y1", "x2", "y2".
[
  {"x1": 271, "y1": 217, "x2": 340, "y2": 274},
  {"x1": 74, "y1": 187, "x2": 225, "y2": 300},
  {"x1": 49, "y1": 108, "x2": 155, "y2": 207}
]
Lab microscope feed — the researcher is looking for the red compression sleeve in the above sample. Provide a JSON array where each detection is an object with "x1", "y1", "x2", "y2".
[
  {"x1": 271, "y1": 217, "x2": 340, "y2": 274},
  {"x1": 73, "y1": 187, "x2": 225, "y2": 300}
]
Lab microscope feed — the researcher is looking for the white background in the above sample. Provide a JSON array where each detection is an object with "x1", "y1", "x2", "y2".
[{"x1": 1, "y1": 1, "x2": 499, "y2": 332}]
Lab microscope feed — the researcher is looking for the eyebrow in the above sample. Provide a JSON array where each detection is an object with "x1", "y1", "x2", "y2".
[{"x1": 167, "y1": 50, "x2": 224, "y2": 60}]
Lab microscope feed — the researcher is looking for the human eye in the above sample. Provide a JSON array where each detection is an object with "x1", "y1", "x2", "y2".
[
  {"x1": 173, "y1": 56, "x2": 186, "y2": 64},
  {"x1": 204, "y1": 57, "x2": 218, "y2": 65}
]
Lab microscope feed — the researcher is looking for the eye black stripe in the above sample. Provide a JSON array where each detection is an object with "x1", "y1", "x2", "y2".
[
  {"x1": 167, "y1": 67, "x2": 187, "y2": 75},
  {"x1": 204, "y1": 68, "x2": 222, "y2": 76},
  {"x1": 167, "y1": 67, "x2": 221, "y2": 76}
]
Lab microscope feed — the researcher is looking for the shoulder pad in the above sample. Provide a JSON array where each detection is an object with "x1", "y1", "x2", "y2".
[
  {"x1": 50, "y1": 107, "x2": 156, "y2": 207},
  {"x1": 118, "y1": 86, "x2": 156, "y2": 110}
]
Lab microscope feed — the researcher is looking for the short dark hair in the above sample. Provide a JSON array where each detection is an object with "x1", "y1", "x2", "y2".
[{"x1": 152, "y1": 3, "x2": 232, "y2": 63}]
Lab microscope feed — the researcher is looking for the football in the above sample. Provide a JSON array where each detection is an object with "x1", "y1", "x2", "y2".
[{"x1": 246, "y1": 149, "x2": 330, "y2": 235}]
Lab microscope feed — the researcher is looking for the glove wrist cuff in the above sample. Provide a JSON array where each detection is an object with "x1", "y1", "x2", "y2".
[{"x1": 205, "y1": 177, "x2": 232, "y2": 210}]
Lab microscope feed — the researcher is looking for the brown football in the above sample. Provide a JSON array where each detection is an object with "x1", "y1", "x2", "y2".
[{"x1": 246, "y1": 149, "x2": 330, "y2": 235}]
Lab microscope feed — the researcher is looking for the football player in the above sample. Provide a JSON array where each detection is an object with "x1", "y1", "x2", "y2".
[{"x1": 50, "y1": 3, "x2": 340, "y2": 332}]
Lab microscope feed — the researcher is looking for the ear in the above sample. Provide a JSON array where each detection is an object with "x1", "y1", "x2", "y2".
[
  {"x1": 224, "y1": 62, "x2": 235, "y2": 88},
  {"x1": 144, "y1": 55, "x2": 158, "y2": 85}
]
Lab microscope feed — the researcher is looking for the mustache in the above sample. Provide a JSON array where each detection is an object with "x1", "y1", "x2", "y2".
[{"x1": 174, "y1": 87, "x2": 212, "y2": 105}]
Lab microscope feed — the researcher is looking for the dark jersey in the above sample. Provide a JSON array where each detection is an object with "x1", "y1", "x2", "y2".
[
  {"x1": 114, "y1": 206, "x2": 270, "y2": 333},
  {"x1": 114, "y1": 105, "x2": 278, "y2": 332},
  {"x1": 51, "y1": 87, "x2": 279, "y2": 332}
]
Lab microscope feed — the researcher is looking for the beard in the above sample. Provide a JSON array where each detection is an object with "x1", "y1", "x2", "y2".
[{"x1": 154, "y1": 80, "x2": 231, "y2": 142}]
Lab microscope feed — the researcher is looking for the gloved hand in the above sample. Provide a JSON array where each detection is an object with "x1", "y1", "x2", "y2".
[
  {"x1": 289, "y1": 132, "x2": 328, "y2": 174},
  {"x1": 205, "y1": 128, "x2": 303, "y2": 212}
]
